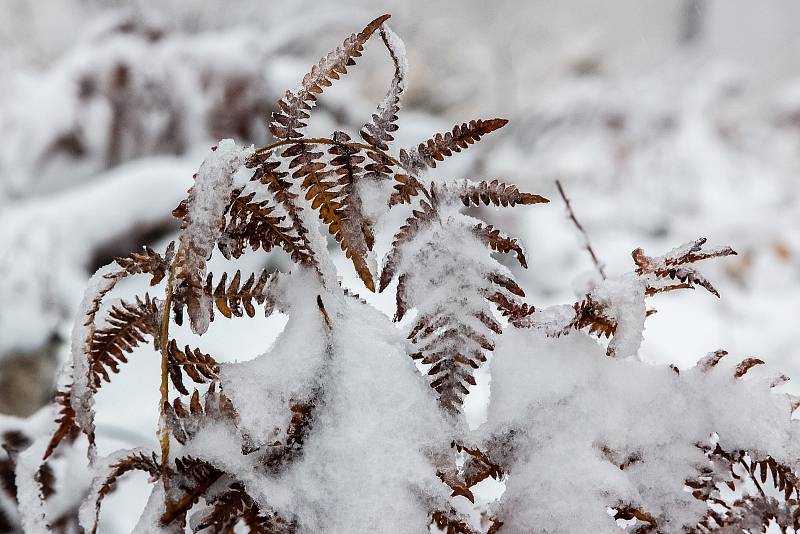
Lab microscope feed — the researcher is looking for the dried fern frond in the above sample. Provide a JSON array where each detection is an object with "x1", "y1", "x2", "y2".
[
  {"x1": 570, "y1": 295, "x2": 617, "y2": 339},
  {"x1": 431, "y1": 509, "x2": 480, "y2": 534},
  {"x1": 687, "y1": 444, "x2": 800, "y2": 532},
  {"x1": 410, "y1": 316, "x2": 494, "y2": 413},
  {"x1": 114, "y1": 243, "x2": 173, "y2": 285},
  {"x1": 246, "y1": 153, "x2": 314, "y2": 262},
  {"x1": 172, "y1": 140, "x2": 252, "y2": 334},
  {"x1": 83, "y1": 450, "x2": 160, "y2": 534},
  {"x1": 473, "y1": 223, "x2": 528, "y2": 268},
  {"x1": 166, "y1": 340, "x2": 218, "y2": 396},
  {"x1": 388, "y1": 173, "x2": 426, "y2": 206},
  {"x1": 196, "y1": 482, "x2": 295, "y2": 533},
  {"x1": 458, "y1": 179, "x2": 549, "y2": 208},
  {"x1": 360, "y1": 24, "x2": 406, "y2": 151},
  {"x1": 487, "y1": 291, "x2": 535, "y2": 327},
  {"x1": 223, "y1": 191, "x2": 317, "y2": 267},
  {"x1": 262, "y1": 401, "x2": 315, "y2": 471},
  {"x1": 734, "y1": 357, "x2": 765, "y2": 379},
  {"x1": 44, "y1": 389, "x2": 79, "y2": 460},
  {"x1": 399, "y1": 119, "x2": 508, "y2": 175},
  {"x1": 633, "y1": 237, "x2": 737, "y2": 297},
  {"x1": 207, "y1": 269, "x2": 273, "y2": 319},
  {"x1": 328, "y1": 131, "x2": 375, "y2": 290},
  {"x1": 88, "y1": 294, "x2": 159, "y2": 388},
  {"x1": 168, "y1": 385, "x2": 236, "y2": 446},
  {"x1": 452, "y1": 442, "x2": 503, "y2": 488},
  {"x1": 379, "y1": 199, "x2": 438, "y2": 293},
  {"x1": 697, "y1": 349, "x2": 728, "y2": 372},
  {"x1": 269, "y1": 14, "x2": 390, "y2": 140}
]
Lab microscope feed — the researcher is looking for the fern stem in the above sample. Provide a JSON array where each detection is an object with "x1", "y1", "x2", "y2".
[
  {"x1": 158, "y1": 264, "x2": 175, "y2": 511},
  {"x1": 254, "y1": 137, "x2": 396, "y2": 164},
  {"x1": 160, "y1": 470, "x2": 222, "y2": 525}
]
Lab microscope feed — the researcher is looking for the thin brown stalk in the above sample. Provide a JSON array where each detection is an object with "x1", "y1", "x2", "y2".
[
  {"x1": 159, "y1": 265, "x2": 175, "y2": 510},
  {"x1": 555, "y1": 179, "x2": 606, "y2": 279}
]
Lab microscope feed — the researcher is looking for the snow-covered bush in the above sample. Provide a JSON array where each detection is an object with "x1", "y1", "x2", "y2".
[{"x1": 4, "y1": 14, "x2": 800, "y2": 533}]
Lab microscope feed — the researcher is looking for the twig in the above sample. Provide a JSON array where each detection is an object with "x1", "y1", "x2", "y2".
[
  {"x1": 555, "y1": 180, "x2": 606, "y2": 279},
  {"x1": 158, "y1": 263, "x2": 176, "y2": 511}
]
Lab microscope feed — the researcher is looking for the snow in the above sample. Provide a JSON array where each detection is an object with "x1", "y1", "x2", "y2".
[
  {"x1": 190, "y1": 269, "x2": 451, "y2": 533},
  {"x1": 176, "y1": 139, "x2": 253, "y2": 334},
  {"x1": 483, "y1": 327, "x2": 799, "y2": 532},
  {"x1": 69, "y1": 263, "x2": 120, "y2": 461}
]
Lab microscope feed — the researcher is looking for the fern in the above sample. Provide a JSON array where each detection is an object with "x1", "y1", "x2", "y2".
[
  {"x1": 269, "y1": 14, "x2": 390, "y2": 140},
  {"x1": 399, "y1": 119, "x2": 509, "y2": 175},
  {"x1": 8, "y1": 13, "x2": 795, "y2": 534}
]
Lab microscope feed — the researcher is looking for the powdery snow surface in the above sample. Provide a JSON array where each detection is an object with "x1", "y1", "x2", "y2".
[
  {"x1": 194, "y1": 269, "x2": 452, "y2": 533},
  {"x1": 484, "y1": 328, "x2": 798, "y2": 532}
]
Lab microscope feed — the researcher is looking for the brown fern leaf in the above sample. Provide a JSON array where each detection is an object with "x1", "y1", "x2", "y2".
[
  {"x1": 452, "y1": 442, "x2": 504, "y2": 488},
  {"x1": 633, "y1": 238, "x2": 736, "y2": 298},
  {"x1": 169, "y1": 384, "x2": 236, "y2": 445},
  {"x1": 44, "y1": 388, "x2": 79, "y2": 460},
  {"x1": 410, "y1": 315, "x2": 493, "y2": 413},
  {"x1": 487, "y1": 292, "x2": 535, "y2": 327},
  {"x1": 459, "y1": 179, "x2": 549, "y2": 208},
  {"x1": 360, "y1": 24, "x2": 405, "y2": 151},
  {"x1": 282, "y1": 141, "x2": 341, "y2": 236},
  {"x1": 196, "y1": 482, "x2": 294, "y2": 533},
  {"x1": 269, "y1": 14, "x2": 390, "y2": 140},
  {"x1": 86, "y1": 451, "x2": 159, "y2": 534},
  {"x1": 114, "y1": 243, "x2": 172, "y2": 285},
  {"x1": 156, "y1": 456, "x2": 225, "y2": 527},
  {"x1": 207, "y1": 270, "x2": 273, "y2": 319},
  {"x1": 247, "y1": 152, "x2": 313, "y2": 260},
  {"x1": 612, "y1": 506, "x2": 658, "y2": 530},
  {"x1": 571, "y1": 296, "x2": 616, "y2": 338},
  {"x1": 431, "y1": 510, "x2": 480, "y2": 534},
  {"x1": 328, "y1": 131, "x2": 375, "y2": 290},
  {"x1": 166, "y1": 340, "x2": 219, "y2": 396},
  {"x1": 688, "y1": 445, "x2": 800, "y2": 532},
  {"x1": 363, "y1": 149, "x2": 397, "y2": 182},
  {"x1": 734, "y1": 357, "x2": 765, "y2": 378},
  {"x1": 399, "y1": 119, "x2": 508, "y2": 174},
  {"x1": 473, "y1": 223, "x2": 527, "y2": 268},
  {"x1": 88, "y1": 294, "x2": 159, "y2": 388},
  {"x1": 223, "y1": 191, "x2": 316, "y2": 266},
  {"x1": 389, "y1": 173, "x2": 426, "y2": 206},
  {"x1": 379, "y1": 199, "x2": 437, "y2": 292}
]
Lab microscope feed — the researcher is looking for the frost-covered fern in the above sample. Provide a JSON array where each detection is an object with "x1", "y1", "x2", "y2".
[{"x1": 3, "y1": 14, "x2": 799, "y2": 534}]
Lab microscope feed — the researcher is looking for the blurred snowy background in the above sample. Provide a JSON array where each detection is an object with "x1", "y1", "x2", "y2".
[{"x1": 1, "y1": 0, "x2": 799, "y2": 531}]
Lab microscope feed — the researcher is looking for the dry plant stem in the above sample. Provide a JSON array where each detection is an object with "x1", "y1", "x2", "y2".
[
  {"x1": 740, "y1": 458, "x2": 768, "y2": 500},
  {"x1": 159, "y1": 265, "x2": 176, "y2": 510},
  {"x1": 555, "y1": 179, "x2": 606, "y2": 279}
]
